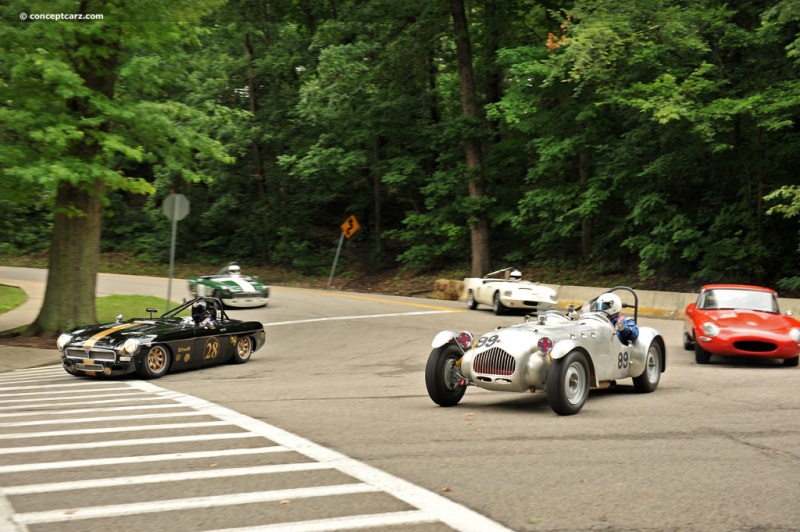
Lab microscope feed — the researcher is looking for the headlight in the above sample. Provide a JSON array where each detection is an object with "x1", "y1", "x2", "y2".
[
  {"x1": 56, "y1": 334, "x2": 72, "y2": 350},
  {"x1": 790, "y1": 328, "x2": 800, "y2": 342},
  {"x1": 503, "y1": 290, "x2": 512, "y2": 297},
  {"x1": 119, "y1": 338, "x2": 140, "y2": 356},
  {"x1": 702, "y1": 322, "x2": 720, "y2": 337}
]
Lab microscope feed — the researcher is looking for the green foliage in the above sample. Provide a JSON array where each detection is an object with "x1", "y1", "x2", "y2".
[
  {"x1": 1, "y1": 0, "x2": 799, "y2": 293},
  {"x1": 96, "y1": 295, "x2": 185, "y2": 323},
  {"x1": 0, "y1": 285, "x2": 26, "y2": 314}
]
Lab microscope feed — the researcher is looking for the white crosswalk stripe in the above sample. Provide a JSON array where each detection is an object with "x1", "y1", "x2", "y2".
[{"x1": 0, "y1": 365, "x2": 511, "y2": 532}]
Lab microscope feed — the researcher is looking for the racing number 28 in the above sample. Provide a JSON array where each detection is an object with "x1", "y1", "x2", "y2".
[{"x1": 476, "y1": 334, "x2": 499, "y2": 348}]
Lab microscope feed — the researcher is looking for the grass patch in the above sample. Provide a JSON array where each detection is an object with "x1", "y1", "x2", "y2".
[
  {"x1": 0, "y1": 285, "x2": 26, "y2": 313},
  {"x1": 96, "y1": 295, "x2": 186, "y2": 323}
]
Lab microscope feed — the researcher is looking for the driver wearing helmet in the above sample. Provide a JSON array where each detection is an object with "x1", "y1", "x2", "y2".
[
  {"x1": 508, "y1": 269, "x2": 523, "y2": 281},
  {"x1": 192, "y1": 300, "x2": 216, "y2": 328},
  {"x1": 595, "y1": 293, "x2": 639, "y2": 346},
  {"x1": 227, "y1": 264, "x2": 241, "y2": 277}
]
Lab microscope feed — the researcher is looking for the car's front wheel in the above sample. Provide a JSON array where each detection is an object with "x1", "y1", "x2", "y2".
[
  {"x1": 633, "y1": 341, "x2": 662, "y2": 393},
  {"x1": 492, "y1": 292, "x2": 506, "y2": 315},
  {"x1": 695, "y1": 342, "x2": 711, "y2": 364},
  {"x1": 137, "y1": 344, "x2": 171, "y2": 379},
  {"x1": 233, "y1": 336, "x2": 253, "y2": 364},
  {"x1": 546, "y1": 350, "x2": 590, "y2": 415},
  {"x1": 425, "y1": 343, "x2": 466, "y2": 407}
]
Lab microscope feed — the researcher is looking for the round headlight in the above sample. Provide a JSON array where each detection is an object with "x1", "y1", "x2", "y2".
[
  {"x1": 119, "y1": 338, "x2": 140, "y2": 356},
  {"x1": 702, "y1": 322, "x2": 720, "y2": 337},
  {"x1": 790, "y1": 328, "x2": 800, "y2": 342},
  {"x1": 503, "y1": 290, "x2": 512, "y2": 297},
  {"x1": 56, "y1": 334, "x2": 72, "y2": 351}
]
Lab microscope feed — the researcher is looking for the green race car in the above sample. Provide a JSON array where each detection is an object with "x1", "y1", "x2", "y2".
[{"x1": 188, "y1": 263, "x2": 269, "y2": 308}]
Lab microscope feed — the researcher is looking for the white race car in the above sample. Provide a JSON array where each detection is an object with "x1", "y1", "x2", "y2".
[
  {"x1": 426, "y1": 286, "x2": 666, "y2": 415},
  {"x1": 464, "y1": 268, "x2": 558, "y2": 315}
]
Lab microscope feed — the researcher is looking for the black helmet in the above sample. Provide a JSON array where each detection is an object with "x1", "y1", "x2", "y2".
[{"x1": 192, "y1": 300, "x2": 210, "y2": 324}]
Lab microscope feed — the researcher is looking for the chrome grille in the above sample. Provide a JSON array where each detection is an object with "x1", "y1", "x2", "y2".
[
  {"x1": 65, "y1": 347, "x2": 116, "y2": 362},
  {"x1": 473, "y1": 347, "x2": 516, "y2": 376}
]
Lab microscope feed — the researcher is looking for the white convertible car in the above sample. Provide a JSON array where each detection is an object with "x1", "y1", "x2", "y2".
[{"x1": 464, "y1": 268, "x2": 558, "y2": 315}]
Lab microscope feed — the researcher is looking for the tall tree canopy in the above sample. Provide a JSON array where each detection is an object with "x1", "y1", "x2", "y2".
[
  {"x1": 2, "y1": 0, "x2": 799, "y2": 318},
  {"x1": 0, "y1": 0, "x2": 230, "y2": 335}
]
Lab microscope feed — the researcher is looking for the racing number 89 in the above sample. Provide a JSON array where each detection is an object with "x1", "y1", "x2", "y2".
[
  {"x1": 618, "y1": 351, "x2": 629, "y2": 369},
  {"x1": 476, "y1": 334, "x2": 499, "y2": 348}
]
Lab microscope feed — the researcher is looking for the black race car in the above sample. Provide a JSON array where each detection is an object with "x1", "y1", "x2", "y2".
[{"x1": 57, "y1": 297, "x2": 266, "y2": 379}]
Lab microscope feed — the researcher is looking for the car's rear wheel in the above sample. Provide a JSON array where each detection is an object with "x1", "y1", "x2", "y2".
[
  {"x1": 492, "y1": 292, "x2": 506, "y2": 315},
  {"x1": 695, "y1": 342, "x2": 711, "y2": 364},
  {"x1": 137, "y1": 344, "x2": 171, "y2": 379},
  {"x1": 784, "y1": 356, "x2": 799, "y2": 367},
  {"x1": 425, "y1": 343, "x2": 466, "y2": 407},
  {"x1": 466, "y1": 290, "x2": 478, "y2": 310},
  {"x1": 233, "y1": 336, "x2": 253, "y2": 364},
  {"x1": 546, "y1": 350, "x2": 590, "y2": 415},
  {"x1": 633, "y1": 341, "x2": 662, "y2": 393}
]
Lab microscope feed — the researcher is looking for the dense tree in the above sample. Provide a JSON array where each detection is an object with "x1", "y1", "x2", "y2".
[
  {"x1": 1, "y1": 0, "x2": 799, "y2": 308},
  {"x1": 0, "y1": 0, "x2": 229, "y2": 335}
]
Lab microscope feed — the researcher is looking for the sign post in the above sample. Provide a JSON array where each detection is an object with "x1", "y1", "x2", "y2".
[
  {"x1": 162, "y1": 193, "x2": 190, "y2": 309},
  {"x1": 327, "y1": 215, "x2": 360, "y2": 290}
]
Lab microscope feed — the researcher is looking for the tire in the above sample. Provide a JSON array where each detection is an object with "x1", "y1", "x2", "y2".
[
  {"x1": 466, "y1": 290, "x2": 478, "y2": 310},
  {"x1": 784, "y1": 356, "x2": 799, "y2": 367},
  {"x1": 695, "y1": 342, "x2": 711, "y2": 364},
  {"x1": 425, "y1": 343, "x2": 466, "y2": 407},
  {"x1": 633, "y1": 341, "x2": 662, "y2": 393},
  {"x1": 492, "y1": 292, "x2": 506, "y2": 315},
  {"x1": 683, "y1": 330, "x2": 695, "y2": 351},
  {"x1": 546, "y1": 350, "x2": 590, "y2": 415},
  {"x1": 137, "y1": 344, "x2": 171, "y2": 379},
  {"x1": 233, "y1": 336, "x2": 253, "y2": 364}
]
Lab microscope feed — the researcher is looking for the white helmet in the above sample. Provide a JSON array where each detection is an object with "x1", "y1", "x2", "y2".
[
  {"x1": 228, "y1": 264, "x2": 241, "y2": 276},
  {"x1": 595, "y1": 293, "x2": 621, "y2": 316},
  {"x1": 509, "y1": 269, "x2": 522, "y2": 280}
]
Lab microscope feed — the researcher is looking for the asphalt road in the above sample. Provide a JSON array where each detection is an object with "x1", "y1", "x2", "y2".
[{"x1": 1, "y1": 270, "x2": 799, "y2": 531}]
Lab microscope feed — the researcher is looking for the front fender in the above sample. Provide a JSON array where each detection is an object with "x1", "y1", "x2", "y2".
[
  {"x1": 432, "y1": 330, "x2": 461, "y2": 348},
  {"x1": 549, "y1": 339, "x2": 582, "y2": 361},
  {"x1": 549, "y1": 340, "x2": 598, "y2": 387}
]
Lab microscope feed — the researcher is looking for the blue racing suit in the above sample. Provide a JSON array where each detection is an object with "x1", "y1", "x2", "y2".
[{"x1": 611, "y1": 315, "x2": 639, "y2": 346}]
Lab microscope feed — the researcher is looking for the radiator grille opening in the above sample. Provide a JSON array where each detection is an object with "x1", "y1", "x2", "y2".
[{"x1": 473, "y1": 347, "x2": 516, "y2": 376}]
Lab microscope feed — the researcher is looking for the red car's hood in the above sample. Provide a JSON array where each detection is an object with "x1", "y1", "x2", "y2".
[{"x1": 704, "y1": 309, "x2": 798, "y2": 333}]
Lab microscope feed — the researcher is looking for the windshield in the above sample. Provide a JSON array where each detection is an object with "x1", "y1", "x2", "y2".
[{"x1": 698, "y1": 289, "x2": 778, "y2": 313}]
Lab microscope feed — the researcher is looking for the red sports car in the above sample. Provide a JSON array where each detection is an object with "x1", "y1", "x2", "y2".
[{"x1": 684, "y1": 284, "x2": 800, "y2": 366}]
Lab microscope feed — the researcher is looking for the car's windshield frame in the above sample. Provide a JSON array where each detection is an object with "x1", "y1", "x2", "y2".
[{"x1": 698, "y1": 288, "x2": 779, "y2": 313}]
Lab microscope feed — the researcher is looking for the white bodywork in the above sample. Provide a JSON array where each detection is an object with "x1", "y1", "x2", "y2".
[
  {"x1": 432, "y1": 310, "x2": 662, "y2": 392},
  {"x1": 463, "y1": 270, "x2": 557, "y2": 314}
]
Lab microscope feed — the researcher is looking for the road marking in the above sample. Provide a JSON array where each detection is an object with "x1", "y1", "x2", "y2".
[
  {"x1": 14, "y1": 484, "x2": 381, "y2": 524},
  {"x1": 210, "y1": 510, "x2": 436, "y2": 531},
  {"x1": 274, "y1": 286, "x2": 463, "y2": 312},
  {"x1": 0, "y1": 431, "x2": 259, "y2": 455},
  {"x1": 2, "y1": 462, "x2": 333, "y2": 495},
  {"x1": 265, "y1": 309, "x2": 454, "y2": 326},
  {"x1": 0, "y1": 446, "x2": 288, "y2": 473},
  {"x1": 131, "y1": 381, "x2": 512, "y2": 532},
  {"x1": 1, "y1": 371, "x2": 512, "y2": 532}
]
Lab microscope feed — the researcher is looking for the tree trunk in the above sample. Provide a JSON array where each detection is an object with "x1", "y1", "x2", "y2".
[
  {"x1": 450, "y1": 0, "x2": 491, "y2": 277},
  {"x1": 244, "y1": 33, "x2": 270, "y2": 263},
  {"x1": 25, "y1": 15, "x2": 117, "y2": 337},
  {"x1": 27, "y1": 180, "x2": 104, "y2": 336}
]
